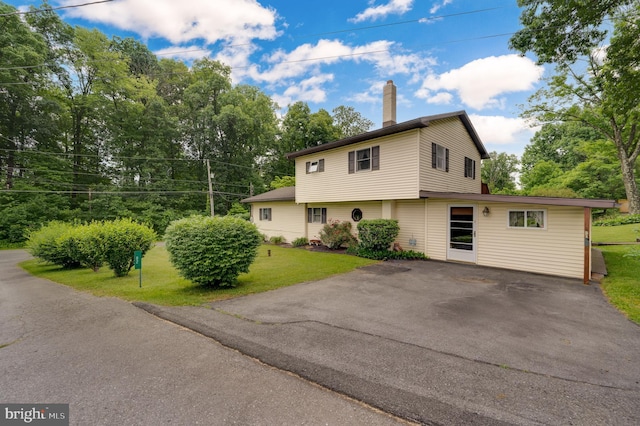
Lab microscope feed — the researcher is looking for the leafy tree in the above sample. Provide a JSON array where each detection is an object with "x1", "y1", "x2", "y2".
[
  {"x1": 511, "y1": 0, "x2": 640, "y2": 213},
  {"x1": 332, "y1": 105, "x2": 374, "y2": 138},
  {"x1": 269, "y1": 176, "x2": 295, "y2": 189},
  {"x1": 481, "y1": 151, "x2": 519, "y2": 194}
]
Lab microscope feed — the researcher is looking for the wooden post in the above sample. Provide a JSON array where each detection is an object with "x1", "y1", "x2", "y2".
[
  {"x1": 584, "y1": 207, "x2": 591, "y2": 285},
  {"x1": 206, "y1": 159, "x2": 214, "y2": 217}
]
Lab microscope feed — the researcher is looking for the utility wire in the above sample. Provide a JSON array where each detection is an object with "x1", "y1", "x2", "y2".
[
  {"x1": 0, "y1": 189, "x2": 247, "y2": 196},
  {"x1": 0, "y1": 0, "x2": 115, "y2": 17}
]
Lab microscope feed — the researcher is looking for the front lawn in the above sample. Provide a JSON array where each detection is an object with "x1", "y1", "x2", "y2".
[
  {"x1": 20, "y1": 244, "x2": 377, "y2": 306},
  {"x1": 592, "y1": 223, "x2": 639, "y2": 243},
  {"x1": 599, "y1": 245, "x2": 640, "y2": 324}
]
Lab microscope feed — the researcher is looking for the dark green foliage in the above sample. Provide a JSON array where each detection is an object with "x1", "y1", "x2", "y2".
[
  {"x1": 347, "y1": 246, "x2": 427, "y2": 260},
  {"x1": 164, "y1": 215, "x2": 262, "y2": 287},
  {"x1": 594, "y1": 214, "x2": 640, "y2": 227},
  {"x1": 292, "y1": 237, "x2": 309, "y2": 247},
  {"x1": 227, "y1": 202, "x2": 250, "y2": 221},
  {"x1": 101, "y1": 219, "x2": 156, "y2": 277},
  {"x1": 356, "y1": 219, "x2": 400, "y2": 251},
  {"x1": 319, "y1": 220, "x2": 357, "y2": 249},
  {"x1": 27, "y1": 221, "x2": 82, "y2": 269}
]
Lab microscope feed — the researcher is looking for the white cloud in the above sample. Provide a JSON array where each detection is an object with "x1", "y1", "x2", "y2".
[
  {"x1": 430, "y1": 0, "x2": 454, "y2": 14},
  {"x1": 250, "y1": 39, "x2": 433, "y2": 85},
  {"x1": 426, "y1": 92, "x2": 453, "y2": 105},
  {"x1": 272, "y1": 74, "x2": 334, "y2": 107},
  {"x1": 154, "y1": 46, "x2": 211, "y2": 62},
  {"x1": 469, "y1": 114, "x2": 536, "y2": 147},
  {"x1": 60, "y1": 0, "x2": 279, "y2": 45},
  {"x1": 349, "y1": 0, "x2": 414, "y2": 23},
  {"x1": 416, "y1": 54, "x2": 544, "y2": 110}
]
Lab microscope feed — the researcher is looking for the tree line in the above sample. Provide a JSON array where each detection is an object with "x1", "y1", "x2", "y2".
[{"x1": 0, "y1": 1, "x2": 373, "y2": 242}]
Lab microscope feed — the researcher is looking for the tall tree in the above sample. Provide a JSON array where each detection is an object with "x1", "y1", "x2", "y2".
[
  {"x1": 511, "y1": 1, "x2": 640, "y2": 213},
  {"x1": 481, "y1": 151, "x2": 519, "y2": 194},
  {"x1": 332, "y1": 105, "x2": 374, "y2": 138}
]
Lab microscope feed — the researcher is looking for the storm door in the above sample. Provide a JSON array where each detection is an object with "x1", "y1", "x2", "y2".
[{"x1": 447, "y1": 205, "x2": 476, "y2": 263}]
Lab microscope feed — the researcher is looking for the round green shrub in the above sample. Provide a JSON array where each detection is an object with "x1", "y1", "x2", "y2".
[
  {"x1": 27, "y1": 221, "x2": 82, "y2": 269},
  {"x1": 101, "y1": 218, "x2": 156, "y2": 277},
  {"x1": 356, "y1": 219, "x2": 400, "y2": 251},
  {"x1": 74, "y1": 222, "x2": 108, "y2": 272},
  {"x1": 164, "y1": 215, "x2": 262, "y2": 287}
]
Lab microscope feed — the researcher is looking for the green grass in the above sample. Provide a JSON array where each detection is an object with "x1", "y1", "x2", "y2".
[
  {"x1": 599, "y1": 245, "x2": 640, "y2": 324},
  {"x1": 20, "y1": 244, "x2": 377, "y2": 306},
  {"x1": 592, "y1": 223, "x2": 640, "y2": 243}
]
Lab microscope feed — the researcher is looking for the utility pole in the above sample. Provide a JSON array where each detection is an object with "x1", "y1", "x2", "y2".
[{"x1": 206, "y1": 159, "x2": 214, "y2": 217}]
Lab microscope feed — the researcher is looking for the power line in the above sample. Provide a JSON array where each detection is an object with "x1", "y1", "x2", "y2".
[
  {"x1": 0, "y1": 189, "x2": 248, "y2": 196},
  {"x1": 0, "y1": 0, "x2": 115, "y2": 17}
]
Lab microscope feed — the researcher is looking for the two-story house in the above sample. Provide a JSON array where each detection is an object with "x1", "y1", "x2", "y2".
[{"x1": 243, "y1": 81, "x2": 617, "y2": 283}]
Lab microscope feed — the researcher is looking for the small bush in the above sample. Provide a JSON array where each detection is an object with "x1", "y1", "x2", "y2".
[
  {"x1": 269, "y1": 235, "x2": 286, "y2": 245},
  {"x1": 356, "y1": 219, "x2": 399, "y2": 251},
  {"x1": 594, "y1": 214, "x2": 640, "y2": 227},
  {"x1": 164, "y1": 215, "x2": 262, "y2": 287},
  {"x1": 319, "y1": 220, "x2": 357, "y2": 249},
  {"x1": 27, "y1": 221, "x2": 82, "y2": 269},
  {"x1": 74, "y1": 222, "x2": 108, "y2": 272},
  {"x1": 292, "y1": 237, "x2": 309, "y2": 247},
  {"x1": 101, "y1": 219, "x2": 156, "y2": 277}
]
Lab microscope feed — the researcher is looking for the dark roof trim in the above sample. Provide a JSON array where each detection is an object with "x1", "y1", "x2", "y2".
[
  {"x1": 241, "y1": 186, "x2": 295, "y2": 203},
  {"x1": 420, "y1": 191, "x2": 619, "y2": 209},
  {"x1": 286, "y1": 111, "x2": 490, "y2": 160}
]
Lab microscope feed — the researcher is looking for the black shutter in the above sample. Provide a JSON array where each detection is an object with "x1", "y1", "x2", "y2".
[
  {"x1": 472, "y1": 160, "x2": 476, "y2": 179},
  {"x1": 321, "y1": 208, "x2": 327, "y2": 224},
  {"x1": 319, "y1": 159, "x2": 325, "y2": 172},
  {"x1": 464, "y1": 157, "x2": 470, "y2": 178},
  {"x1": 348, "y1": 151, "x2": 355, "y2": 174},
  {"x1": 306, "y1": 161, "x2": 310, "y2": 174},
  {"x1": 371, "y1": 146, "x2": 380, "y2": 170},
  {"x1": 307, "y1": 208, "x2": 312, "y2": 223},
  {"x1": 445, "y1": 148, "x2": 449, "y2": 172},
  {"x1": 431, "y1": 143, "x2": 437, "y2": 169}
]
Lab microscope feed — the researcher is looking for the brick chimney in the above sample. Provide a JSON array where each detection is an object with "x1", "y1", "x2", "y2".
[{"x1": 383, "y1": 80, "x2": 397, "y2": 128}]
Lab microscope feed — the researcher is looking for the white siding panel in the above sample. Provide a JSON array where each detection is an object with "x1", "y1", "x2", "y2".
[
  {"x1": 251, "y1": 202, "x2": 306, "y2": 243},
  {"x1": 419, "y1": 117, "x2": 483, "y2": 193},
  {"x1": 295, "y1": 131, "x2": 420, "y2": 203},
  {"x1": 476, "y1": 204, "x2": 585, "y2": 279},
  {"x1": 425, "y1": 200, "x2": 448, "y2": 260},
  {"x1": 395, "y1": 200, "x2": 426, "y2": 252}
]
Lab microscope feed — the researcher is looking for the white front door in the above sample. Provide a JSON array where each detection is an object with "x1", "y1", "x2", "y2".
[{"x1": 447, "y1": 205, "x2": 476, "y2": 263}]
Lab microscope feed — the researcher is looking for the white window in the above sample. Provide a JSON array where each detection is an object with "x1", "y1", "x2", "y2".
[
  {"x1": 431, "y1": 143, "x2": 449, "y2": 172},
  {"x1": 464, "y1": 157, "x2": 476, "y2": 179},
  {"x1": 508, "y1": 209, "x2": 546, "y2": 229},
  {"x1": 305, "y1": 159, "x2": 324, "y2": 173},
  {"x1": 307, "y1": 207, "x2": 327, "y2": 224},
  {"x1": 348, "y1": 146, "x2": 379, "y2": 174},
  {"x1": 259, "y1": 208, "x2": 272, "y2": 221},
  {"x1": 356, "y1": 148, "x2": 371, "y2": 171}
]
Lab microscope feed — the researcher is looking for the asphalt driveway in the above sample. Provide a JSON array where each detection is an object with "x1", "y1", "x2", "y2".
[{"x1": 142, "y1": 259, "x2": 640, "y2": 425}]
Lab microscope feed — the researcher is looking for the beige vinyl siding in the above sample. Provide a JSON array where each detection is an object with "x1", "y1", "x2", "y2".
[
  {"x1": 425, "y1": 200, "x2": 448, "y2": 260},
  {"x1": 295, "y1": 130, "x2": 420, "y2": 203},
  {"x1": 306, "y1": 202, "x2": 382, "y2": 241},
  {"x1": 419, "y1": 117, "x2": 482, "y2": 193},
  {"x1": 251, "y1": 202, "x2": 305, "y2": 243},
  {"x1": 476, "y1": 204, "x2": 585, "y2": 279},
  {"x1": 395, "y1": 200, "x2": 426, "y2": 252}
]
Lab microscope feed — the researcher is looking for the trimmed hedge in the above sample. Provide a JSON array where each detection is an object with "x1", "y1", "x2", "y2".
[
  {"x1": 27, "y1": 221, "x2": 82, "y2": 269},
  {"x1": 27, "y1": 219, "x2": 156, "y2": 276},
  {"x1": 594, "y1": 214, "x2": 640, "y2": 227},
  {"x1": 347, "y1": 246, "x2": 428, "y2": 260},
  {"x1": 356, "y1": 219, "x2": 400, "y2": 251},
  {"x1": 164, "y1": 215, "x2": 262, "y2": 287}
]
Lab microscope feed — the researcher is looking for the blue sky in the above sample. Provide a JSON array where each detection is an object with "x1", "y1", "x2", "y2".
[{"x1": 7, "y1": 0, "x2": 547, "y2": 156}]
